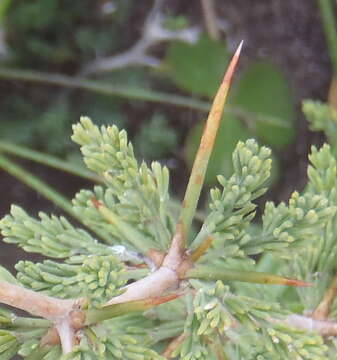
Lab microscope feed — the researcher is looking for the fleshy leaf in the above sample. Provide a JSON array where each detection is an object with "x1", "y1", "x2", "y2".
[
  {"x1": 164, "y1": 35, "x2": 229, "y2": 98},
  {"x1": 232, "y1": 61, "x2": 296, "y2": 148}
]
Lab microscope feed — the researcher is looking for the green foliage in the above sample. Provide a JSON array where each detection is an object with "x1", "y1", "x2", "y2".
[
  {"x1": 0, "y1": 205, "x2": 108, "y2": 258},
  {"x1": 0, "y1": 330, "x2": 19, "y2": 360},
  {"x1": 134, "y1": 113, "x2": 178, "y2": 159},
  {"x1": 16, "y1": 255, "x2": 126, "y2": 305},
  {"x1": 165, "y1": 36, "x2": 230, "y2": 98},
  {"x1": 185, "y1": 115, "x2": 250, "y2": 182},
  {"x1": 0, "y1": 265, "x2": 17, "y2": 284},
  {"x1": 191, "y1": 139, "x2": 271, "y2": 267},
  {"x1": 1, "y1": 117, "x2": 337, "y2": 359},
  {"x1": 184, "y1": 61, "x2": 295, "y2": 183},
  {"x1": 231, "y1": 62, "x2": 295, "y2": 148},
  {"x1": 72, "y1": 117, "x2": 174, "y2": 252},
  {"x1": 6, "y1": 0, "x2": 131, "y2": 68},
  {"x1": 303, "y1": 100, "x2": 337, "y2": 147}
]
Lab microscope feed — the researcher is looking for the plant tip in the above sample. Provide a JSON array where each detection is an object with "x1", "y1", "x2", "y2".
[
  {"x1": 286, "y1": 278, "x2": 312, "y2": 287},
  {"x1": 222, "y1": 41, "x2": 243, "y2": 85}
]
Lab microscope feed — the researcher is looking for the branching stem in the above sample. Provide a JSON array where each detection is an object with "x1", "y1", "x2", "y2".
[
  {"x1": 318, "y1": 0, "x2": 337, "y2": 78},
  {"x1": 0, "y1": 140, "x2": 101, "y2": 182},
  {"x1": 285, "y1": 314, "x2": 337, "y2": 336},
  {"x1": 0, "y1": 281, "x2": 75, "y2": 320},
  {"x1": 186, "y1": 265, "x2": 311, "y2": 287},
  {"x1": 312, "y1": 273, "x2": 337, "y2": 320},
  {"x1": 161, "y1": 332, "x2": 187, "y2": 358},
  {"x1": 0, "y1": 153, "x2": 74, "y2": 218}
]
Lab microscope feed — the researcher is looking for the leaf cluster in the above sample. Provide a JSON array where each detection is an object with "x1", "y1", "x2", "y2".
[{"x1": 1, "y1": 116, "x2": 337, "y2": 359}]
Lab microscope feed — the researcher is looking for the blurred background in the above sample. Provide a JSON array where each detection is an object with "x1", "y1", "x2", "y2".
[{"x1": 0, "y1": 0, "x2": 335, "y2": 269}]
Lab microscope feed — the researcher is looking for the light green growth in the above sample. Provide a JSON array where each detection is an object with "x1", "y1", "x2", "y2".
[
  {"x1": 73, "y1": 185, "x2": 174, "y2": 252},
  {"x1": 307, "y1": 144, "x2": 337, "y2": 202},
  {"x1": 303, "y1": 100, "x2": 337, "y2": 145},
  {"x1": 190, "y1": 139, "x2": 271, "y2": 251},
  {"x1": 192, "y1": 280, "x2": 285, "y2": 336},
  {"x1": 2, "y1": 117, "x2": 337, "y2": 358},
  {"x1": 0, "y1": 330, "x2": 19, "y2": 360},
  {"x1": 253, "y1": 191, "x2": 336, "y2": 254},
  {"x1": 0, "y1": 308, "x2": 11, "y2": 327},
  {"x1": 224, "y1": 324, "x2": 328, "y2": 360},
  {"x1": 16, "y1": 255, "x2": 126, "y2": 306},
  {"x1": 72, "y1": 117, "x2": 174, "y2": 251},
  {"x1": 134, "y1": 113, "x2": 178, "y2": 159},
  {"x1": 189, "y1": 281, "x2": 328, "y2": 360},
  {"x1": 0, "y1": 205, "x2": 107, "y2": 258},
  {"x1": 173, "y1": 316, "x2": 213, "y2": 360},
  {"x1": 0, "y1": 265, "x2": 18, "y2": 284},
  {"x1": 271, "y1": 145, "x2": 337, "y2": 310}
]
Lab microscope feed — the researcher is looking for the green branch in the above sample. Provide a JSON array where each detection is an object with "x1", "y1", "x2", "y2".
[
  {"x1": 0, "y1": 68, "x2": 290, "y2": 129},
  {"x1": 186, "y1": 265, "x2": 311, "y2": 287},
  {"x1": 318, "y1": 0, "x2": 337, "y2": 78},
  {"x1": 0, "y1": 141, "x2": 101, "y2": 182},
  {"x1": 85, "y1": 294, "x2": 180, "y2": 325},
  {"x1": 0, "y1": 153, "x2": 113, "y2": 245},
  {"x1": 0, "y1": 153, "x2": 74, "y2": 217},
  {"x1": 10, "y1": 317, "x2": 51, "y2": 329},
  {"x1": 0, "y1": 68, "x2": 209, "y2": 111}
]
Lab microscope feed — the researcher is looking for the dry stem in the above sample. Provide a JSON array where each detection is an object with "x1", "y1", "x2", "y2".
[
  {"x1": 312, "y1": 274, "x2": 337, "y2": 320},
  {"x1": 201, "y1": 0, "x2": 220, "y2": 41},
  {"x1": 285, "y1": 314, "x2": 337, "y2": 336},
  {"x1": 161, "y1": 333, "x2": 187, "y2": 358},
  {"x1": 82, "y1": 0, "x2": 200, "y2": 75},
  {"x1": 0, "y1": 281, "x2": 75, "y2": 320},
  {"x1": 176, "y1": 41, "x2": 243, "y2": 248}
]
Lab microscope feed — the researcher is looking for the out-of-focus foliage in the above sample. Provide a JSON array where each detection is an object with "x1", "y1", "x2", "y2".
[
  {"x1": 182, "y1": 45, "x2": 295, "y2": 182},
  {"x1": 165, "y1": 35, "x2": 230, "y2": 98},
  {"x1": 6, "y1": 0, "x2": 131, "y2": 69},
  {"x1": 0, "y1": 1, "x2": 297, "y2": 177}
]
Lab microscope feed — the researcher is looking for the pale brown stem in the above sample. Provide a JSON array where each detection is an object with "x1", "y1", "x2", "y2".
[
  {"x1": 0, "y1": 281, "x2": 75, "y2": 320},
  {"x1": 312, "y1": 274, "x2": 337, "y2": 320},
  {"x1": 285, "y1": 314, "x2": 337, "y2": 336},
  {"x1": 161, "y1": 333, "x2": 187, "y2": 358},
  {"x1": 190, "y1": 236, "x2": 213, "y2": 262},
  {"x1": 0, "y1": 281, "x2": 80, "y2": 354},
  {"x1": 201, "y1": 0, "x2": 220, "y2": 41},
  {"x1": 105, "y1": 266, "x2": 179, "y2": 305},
  {"x1": 163, "y1": 230, "x2": 185, "y2": 270},
  {"x1": 55, "y1": 319, "x2": 75, "y2": 354},
  {"x1": 105, "y1": 43, "x2": 243, "y2": 307}
]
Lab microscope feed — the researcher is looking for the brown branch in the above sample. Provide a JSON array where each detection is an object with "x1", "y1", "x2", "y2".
[
  {"x1": 285, "y1": 314, "x2": 337, "y2": 336},
  {"x1": 190, "y1": 236, "x2": 214, "y2": 262},
  {"x1": 161, "y1": 333, "x2": 187, "y2": 358},
  {"x1": 201, "y1": 0, "x2": 220, "y2": 41},
  {"x1": 312, "y1": 274, "x2": 337, "y2": 320},
  {"x1": 0, "y1": 281, "x2": 83, "y2": 354},
  {"x1": 104, "y1": 266, "x2": 180, "y2": 306},
  {"x1": 0, "y1": 281, "x2": 76, "y2": 320},
  {"x1": 82, "y1": 0, "x2": 200, "y2": 75}
]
